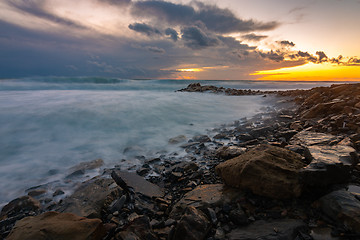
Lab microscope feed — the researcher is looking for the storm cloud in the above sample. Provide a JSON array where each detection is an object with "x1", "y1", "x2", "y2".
[
  {"x1": 181, "y1": 26, "x2": 219, "y2": 49},
  {"x1": 128, "y1": 23, "x2": 162, "y2": 36},
  {"x1": 279, "y1": 40, "x2": 295, "y2": 47},
  {"x1": 165, "y1": 28, "x2": 179, "y2": 42},
  {"x1": 242, "y1": 33, "x2": 268, "y2": 42}
]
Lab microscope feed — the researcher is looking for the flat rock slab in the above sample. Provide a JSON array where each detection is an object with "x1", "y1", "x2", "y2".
[
  {"x1": 216, "y1": 144, "x2": 305, "y2": 199},
  {"x1": 227, "y1": 219, "x2": 308, "y2": 240},
  {"x1": 170, "y1": 184, "x2": 242, "y2": 219},
  {"x1": 112, "y1": 171, "x2": 164, "y2": 198},
  {"x1": 6, "y1": 211, "x2": 105, "y2": 240},
  {"x1": 290, "y1": 131, "x2": 358, "y2": 186},
  {"x1": 319, "y1": 190, "x2": 360, "y2": 233}
]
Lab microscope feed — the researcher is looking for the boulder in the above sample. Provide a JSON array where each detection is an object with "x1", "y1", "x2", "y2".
[
  {"x1": 169, "y1": 135, "x2": 187, "y2": 144},
  {"x1": 216, "y1": 146, "x2": 246, "y2": 160},
  {"x1": 170, "y1": 184, "x2": 242, "y2": 219},
  {"x1": 171, "y1": 206, "x2": 210, "y2": 240},
  {"x1": 57, "y1": 177, "x2": 120, "y2": 218},
  {"x1": 318, "y1": 190, "x2": 360, "y2": 233},
  {"x1": 215, "y1": 144, "x2": 305, "y2": 199},
  {"x1": 227, "y1": 219, "x2": 308, "y2": 240},
  {"x1": 6, "y1": 211, "x2": 105, "y2": 240},
  {"x1": 290, "y1": 131, "x2": 358, "y2": 186},
  {"x1": 66, "y1": 159, "x2": 104, "y2": 178}
]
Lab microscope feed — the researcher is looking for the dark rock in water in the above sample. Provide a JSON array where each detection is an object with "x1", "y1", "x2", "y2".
[
  {"x1": 226, "y1": 219, "x2": 308, "y2": 240},
  {"x1": 169, "y1": 135, "x2": 187, "y2": 144},
  {"x1": 171, "y1": 206, "x2": 210, "y2": 240},
  {"x1": 116, "y1": 215, "x2": 157, "y2": 240},
  {"x1": 216, "y1": 144, "x2": 305, "y2": 199},
  {"x1": 53, "y1": 189, "x2": 65, "y2": 197},
  {"x1": 192, "y1": 135, "x2": 211, "y2": 143},
  {"x1": 318, "y1": 190, "x2": 360, "y2": 233},
  {"x1": 111, "y1": 171, "x2": 164, "y2": 198},
  {"x1": 290, "y1": 131, "x2": 358, "y2": 187},
  {"x1": 170, "y1": 184, "x2": 242, "y2": 219},
  {"x1": 216, "y1": 146, "x2": 246, "y2": 160},
  {"x1": 1, "y1": 196, "x2": 40, "y2": 219},
  {"x1": 6, "y1": 211, "x2": 105, "y2": 240},
  {"x1": 27, "y1": 189, "x2": 47, "y2": 198},
  {"x1": 66, "y1": 159, "x2": 104, "y2": 178},
  {"x1": 57, "y1": 177, "x2": 120, "y2": 218}
]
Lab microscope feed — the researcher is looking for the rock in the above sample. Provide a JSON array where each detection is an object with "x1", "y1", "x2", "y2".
[
  {"x1": 249, "y1": 126, "x2": 273, "y2": 138},
  {"x1": 116, "y1": 215, "x2": 157, "y2": 240},
  {"x1": 1, "y1": 196, "x2": 40, "y2": 219},
  {"x1": 67, "y1": 159, "x2": 104, "y2": 178},
  {"x1": 108, "y1": 195, "x2": 126, "y2": 213},
  {"x1": 216, "y1": 144, "x2": 305, "y2": 199},
  {"x1": 226, "y1": 219, "x2": 308, "y2": 240},
  {"x1": 318, "y1": 190, "x2": 360, "y2": 233},
  {"x1": 229, "y1": 208, "x2": 248, "y2": 225},
  {"x1": 57, "y1": 177, "x2": 120, "y2": 218},
  {"x1": 170, "y1": 184, "x2": 241, "y2": 219},
  {"x1": 27, "y1": 189, "x2": 47, "y2": 198},
  {"x1": 6, "y1": 211, "x2": 105, "y2": 240},
  {"x1": 111, "y1": 171, "x2": 164, "y2": 198},
  {"x1": 169, "y1": 135, "x2": 187, "y2": 144},
  {"x1": 215, "y1": 146, "x2": 246, "y2": 160},
  {"x1": 290, "y1": 131, "x2": 358, "y2": 186},
  {"x1": 53, "y1": 189, "x2": 65, "y2": 197},
  {"x1": 171, "y1": 206, "x2": 210, "y2": 240},
  {"x1": 192, "y1": 135, "x2": 211, "y2": 143}
]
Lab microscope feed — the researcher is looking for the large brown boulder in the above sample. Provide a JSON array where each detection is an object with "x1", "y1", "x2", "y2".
[
  {"x1": 6, "y1": 211, "x2": 106, "y2": 240},
  {"x1": 215, "y1": 144, "x2": 305, "y2": 199}
]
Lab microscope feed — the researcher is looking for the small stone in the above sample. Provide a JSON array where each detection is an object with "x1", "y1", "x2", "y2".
[{"x1": 53, "y1": 189, "x2": 65, "y2": 197}]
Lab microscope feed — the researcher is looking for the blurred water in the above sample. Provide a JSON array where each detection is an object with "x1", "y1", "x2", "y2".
[{"x1": 0, "y1": 77, "x2": 343, "y2": 205}]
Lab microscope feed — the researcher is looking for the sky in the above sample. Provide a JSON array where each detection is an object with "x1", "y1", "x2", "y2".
[{"x1": 0, "y1": 0, "x2": 360, "y2": 81}]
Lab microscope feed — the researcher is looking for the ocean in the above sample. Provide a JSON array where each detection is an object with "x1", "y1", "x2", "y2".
[{"x1": 0, "y1": 77, "x2": 339, "y2": 206}]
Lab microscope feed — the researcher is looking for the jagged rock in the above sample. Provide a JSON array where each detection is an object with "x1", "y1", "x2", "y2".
[
  {"x1": 170, "y1": 184, "x2": 242, "y2": 219},
  {"x1": 6, "y1": 211, "x2": 105, "y2": 240},
  {"x1": 171, "y1": 206, "x2": 210, "y2": 240},
  {"x1": 1, "y1": 196, "x2": 40, "y2": 219},
  {"x1": 57, "y1": 177, "x2": 120, "y2": 218},
  {"x1": 216, "y1": 144, "x2": 305, "y2": 199},
  {"x1": 111, "y1": 171, "x2": 164, "y2": 198},
  {"x1": 318, "y1": 190, "x2": 360, "y2": 233},
  {"x1": 192, "y1": 135, "x2": 211, "y2": 143},
  {"x1": 116, "y1": 215, "x2": 157, "y2": 240},
  {"x1": 290, "y1": 131, "x2": 358, "y2": 186},
  {"x1": 215, "y1": 146, "x2": 246, "y2": 160},
  {"x1": 226, "y1": 219, "x2": 308, "y2": 240}
]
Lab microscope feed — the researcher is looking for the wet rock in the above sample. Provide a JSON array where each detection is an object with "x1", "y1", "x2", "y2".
[
  {"x1": 193, "y1": 135, "x2": 212, "y2": 143},
  {"x1": 111, "y1": 171, "x2": 164, "y2": 198},
  {"x1": 227, "y1": 219, "x2": 308, "y2": 240},
  {"x1": 57, "y1": 177, "x2": 120, "y2": 218},
  {"x1": 6, "y1": 211, "x2": 105, "y2": 240},
  {"x1": 108, "y1": 195, "x2": 126, "y2": 213},
  {"x1": 249, "y1": 126, "x2": 273, "y2": 138},
  {"x1": 291, "y1": 131, "x2": 358, "y2": 186},
  {"x1": 170, "y1": 184, "x2": 241, "y2": 219},
  {"x1": 171, "y1": 206, "x2": 210, "y2": 240},
  {"x1": 116, "y1": 215, "x2": 157, "y2": 240},
  {"x1": 169, "y1": 135, "x2": 187, "y2": 144},
  {"x1": 53, "y1": 189, "x2": 65, "y2": 197},
  {"x1": 216, "y1": 144, "x2": 305, "y2": 199},
  {"x1": 229, "y1": 208, "x2": 248, "y2": 225},
  {"x1": 318, "y1": 190, "x2": 360, "y2": 233},
  {"x1": 215, "y1": 146, "x2": 246, "y2": 160},
  {"x1": 27, "y1": 189, "x2": 47, "y2": 198},
  {"x1": 1, "y1": 196, "x2": 40, "y2": 219},
  {"x1": 66, "y1": 159, "x2": 104, "y2": 178}
]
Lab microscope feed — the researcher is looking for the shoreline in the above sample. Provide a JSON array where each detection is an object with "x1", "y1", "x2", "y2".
[{"x1": 1, "y1": 82, "x2": 360, "y2": 239}]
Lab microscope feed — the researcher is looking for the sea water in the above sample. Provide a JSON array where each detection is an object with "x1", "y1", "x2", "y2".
[{"x1": 0, "y1": 77, "x2": 338, "y2": 205}]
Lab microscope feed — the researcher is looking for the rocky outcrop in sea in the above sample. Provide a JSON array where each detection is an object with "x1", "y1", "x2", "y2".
[{"x1": 1, "y1": 82, "x2": 360, "y2": 240}]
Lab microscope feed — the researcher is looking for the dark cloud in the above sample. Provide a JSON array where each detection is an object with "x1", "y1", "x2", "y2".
[
  {"x1": 130, "y1": 0, "x2": 279, "y2": 34},
  {"x1": 128, "y1": 23, "x2": 162, "y2": 36},
  {"x1": 165, "y1": 28, "x2": 178, "y2": 42},
  {"x1": 242, "y1": 33, "x2": 267, "y2": 41},
  {"x1": 348, "y1": 57, "x2": 360, "y2": 65},
  {"x1": 316, "y1": 51, "x2": 328, "y2": 62},
  {"x1": 259, "y1": 50, "x2": 284, "y2": 62},
  {"x1": 6, "y1": 0, "x2": 86, "y2": 29},
  {"x1": 100, "y1": 0, "x2": 131, "y2": 6},
  {"x1": 217, "y1": 36, "x2": 256, "y2": 50},
  {"x1": 181, "y1": 26, "x2": 219, "y2": 50},
  {"x1": 330, "y1": 55, "x2": 343, "y2": 64},
  {"x1": 279, "y1": 40, "x2": 295, "y2": 47},
  {"x1": 145, "y1": 46, "x2": 166, "y2": 54}
]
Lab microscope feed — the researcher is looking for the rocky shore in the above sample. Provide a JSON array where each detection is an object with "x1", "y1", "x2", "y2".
[{"x1": 1, "y1": 82, "x2": 360, "y2": 240}]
